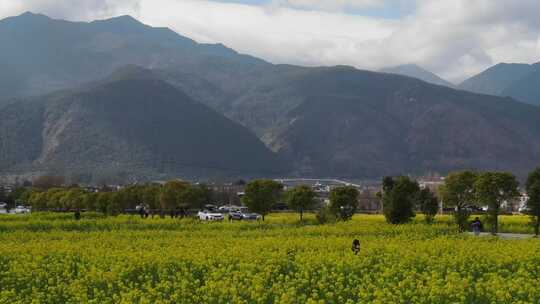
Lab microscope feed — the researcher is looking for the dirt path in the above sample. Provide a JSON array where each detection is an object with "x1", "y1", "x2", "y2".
[{"x1": 467, "y1": 232, "x2": 537, "y2": 239}]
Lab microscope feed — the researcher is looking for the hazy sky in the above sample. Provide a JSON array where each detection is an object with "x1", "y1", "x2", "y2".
[{"x1": 1, "y1": 0, "x2": 540, "y2": 82}]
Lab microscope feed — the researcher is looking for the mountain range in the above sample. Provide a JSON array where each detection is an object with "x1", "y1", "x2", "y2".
[
  {"x1": 458, "y1": 62, "x2": 540, "y2": 106},
  {"x1": 0, "y1": 66, "x2": 283, "y2": 183},
  {"x1": 379, "y1": 64, "x2": 455, "y2": 88},
  {"x1": 2, "y1": 12, "x2": 540, "y2": 181}
]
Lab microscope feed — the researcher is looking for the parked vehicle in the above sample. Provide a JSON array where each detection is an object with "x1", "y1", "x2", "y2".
[
  {"x1": 204, "y1": 204, "x2": 218, "y2": 212},
  {"x1": 219, "y1": 205, "x2": 247, "y2": 213},
  {"x1": 228, "y1": 210, "x2": 243, "y2": 220},
  {"x1": 198, "y1": 210, "x2": 224, "y2": 221},
  {"x1": 10, "y1": 205, "x2": 31, "y2": 214},
  {"x1": 241, "y1": 212, "x2": 262, "y2": 221},
  {"x1": 0, "y1": 203, "x2": 7, "y2": 214}
]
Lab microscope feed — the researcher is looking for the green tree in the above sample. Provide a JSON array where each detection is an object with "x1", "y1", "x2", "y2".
[
  {"x1": 329, "y1": 186, "x2": 359, "y2": 221},
  {"x1": 242, "y1": 180, "x2": 283, "y2": 221},
  {"x1": 81, "y1": 192, "x2": 98, "y2": 211},
  {"x1": 526, "y1": 167, "x2": 540, "y2": 236},
  {"x1": 382, "y1": 176, "x2": 419, "y2": 224},
  {"x1": 106, "y1": 192, "x2": 124, "y2": 216},
  {"x1": 416, "y1": 188, "x2": 439, "y2": 223},
  {"x1": 46, "y1": 188, "x2": 67, "y2": 210},
  {"x1": 474, "y1": 172, "x2": 519, "y2": 235},
  {"x1": 0, "y1": 186, "x2": 6, "y2": 203},
  {"x1": 142, "y1": 184, "x2": 161, "y2": 212},
  {"x1": 182, "y1": 184, "x2": 211, "y2": 211},
  {"x1": 284, "y1": 185, "x2": 317, "y2": 221},
  {"x1": 526, "y1": 184, "x2": 540, "y2": 236},
  {"x1": 60, "y1": 188, "x2": 85, "y2": 210},
  {"x1": 96, "y1": 192, "x2": 112, "y2": 214},
  {"x1": 160, "y1": 180, "x2": 190, "y2": 217},
  {"x1": 439, "y1": 170, "x2": 478, "y2": 232},
  {"x1": 28, "y1": 191, "x2": 47, "y2": 210}
]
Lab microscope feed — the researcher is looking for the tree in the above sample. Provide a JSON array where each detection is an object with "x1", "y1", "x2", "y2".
[
  {"x1": 416, "y1": 188, "x2": 439, "y2": 223},
  {"x1": 284, "y1": 185, "x2": 317, "y2": 221},
  {"x1": 107, "y1": 192, "x2": 125, "y2": 216},
  {"x1": 60, "y1": 188, "x2": 85, "y2": 211},
  {"x1": 182, "y1": 184, "x2": 212, "y2": 211},
  {"x1": 96, "y1": 192, "x2": 112, "y2": 214},
  {"x1": 526, "y1": 167, "x2": 540, "y2": 236},
  {"x1": 242, "y1": 180, "x2": 283, "y2": 221},
  {"x1": 526, "y1": 182, "x2": 540, "y2": 237},
  {"x1": 142, "y1": 184, "x2": 161, "y2": 212},
  {"x1": 81, "y1": 192, "x2": 98, "y2": 211},
  {"x1": 329, "y1": 186, "x2": 359, "y2": 221},
  {"x1": 28, "y1": 191, "x2": 47, "y2": 210},
  {"x1": 474, "y1": 172, "x2": 519, "y2": 235},
  {"x1": 382, "y1": 176, "x2": 419, "y2": 224},
  {"x1": 8, "y1": 187, "x2": 31, "y2": 206},
  {"x1": 439, "y1": 170, "x2": 478, "y2": 232},
  {"x1": 159, "y1": 180, "x2": 190, "y2": 217},
  {"x1": 0, "y1": 186, "x2": 6, "y2": 203}
]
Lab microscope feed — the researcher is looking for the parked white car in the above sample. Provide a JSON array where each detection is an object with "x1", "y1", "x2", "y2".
[
  {"x1": 241, "y1": 212, "x2": 262, "y2": 221},
  {"x1": 0, "y1": 202, "x2": 7, "y2": 214},
  {"x1": 198, "y1": 210, "x2": 224, "y2": 221},
  {"x1": 10, "y1": 205, "x2": 31, "y2": 214}
]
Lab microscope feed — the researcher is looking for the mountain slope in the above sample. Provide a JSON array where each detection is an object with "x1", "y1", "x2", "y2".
[
  {"x1": 0, "y1": 68, "x2": 284, "y2": 181},
  {"x1": 379, "y1": 64, "x2": 454, "y2": 88},
  {"x1": 501, "y1": 63, "x2": 540, "y2": 106},
  {"x1": 3, "y1": 13, "x2": 540, "y2": 179},
  {"x1": 260, "y1": 67, "x2": 540, "y2": 177},
  {"x1": 0, "y1": 12, "x2": 268, "y2": 103},
  {"x1": 458, "y1": 63, "x2": 534, "y2": 96}
]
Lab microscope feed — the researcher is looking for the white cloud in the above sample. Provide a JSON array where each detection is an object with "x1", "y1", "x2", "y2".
[
  {"x1": 0, "y1": 0, "x2": 140, "y2": 21},
  {"x1": 136, "y1": 0, "x2": 396, "y2": 67},
  {"x1": 269, "y1": 0, "x2": 384, "y2": 11},
  {"x1": 1, "y1": 0, "x2": 540, "y2": 82}
]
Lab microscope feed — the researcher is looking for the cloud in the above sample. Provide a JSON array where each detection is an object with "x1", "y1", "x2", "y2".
[
  {"x1": 1, "y1": 0, "x2": 540, "y2": 82},
  {"x1": 269, "y1": 0, "x2": 384, "y2": 11},
  {"x1": 0, "y1": 0, "x2": 140, "y2": 21}
]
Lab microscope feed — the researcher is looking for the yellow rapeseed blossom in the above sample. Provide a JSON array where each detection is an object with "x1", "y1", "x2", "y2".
[{"x1": 0, "y1": 213, "x2": 538, "y2": 303}]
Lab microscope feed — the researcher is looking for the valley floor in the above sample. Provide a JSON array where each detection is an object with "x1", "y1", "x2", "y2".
[{"x1": 0, "y1": 214, "x2": 538, "y2": 303}]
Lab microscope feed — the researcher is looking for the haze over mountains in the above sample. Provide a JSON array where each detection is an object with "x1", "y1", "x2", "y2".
[
  {"x1": 1, "y1": 12, "x2": 540, "y2": 182},
  {"x1": 379, "y1": 64, "x2": 455, "y2": 88}
]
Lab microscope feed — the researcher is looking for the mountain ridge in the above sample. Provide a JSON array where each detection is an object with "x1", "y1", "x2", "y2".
[
  {"x1": 2, "y1": 13, "x2": 540, "y2": 180},
  {"x1": 379, "y1": 64, "x2": 454, "y2": 88},
  {"x1": 0, "y1": 68, "x2": 285, "y2": 182}
]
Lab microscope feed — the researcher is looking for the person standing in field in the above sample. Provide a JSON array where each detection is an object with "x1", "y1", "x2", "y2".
[
  {"x1": 471, "y1": 217, "x2": 483, "y2": 236},
  {"x1": 352, "y1": 239, "x2": 361, "y2": 255},
  {"x1": 74, "y1": 209, "x2": 81, "y2": 221}
]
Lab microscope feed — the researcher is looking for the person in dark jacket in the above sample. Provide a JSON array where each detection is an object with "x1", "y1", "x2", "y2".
[
  {"x1": 352, "y1": 239, "x2": 361, "y2": 255},
  {"x1": 471, "y1": 217, "x2": 483, "y2": 236},
  {"x1": 74, "y1": 209, "x2": 81, "y2": 221}
]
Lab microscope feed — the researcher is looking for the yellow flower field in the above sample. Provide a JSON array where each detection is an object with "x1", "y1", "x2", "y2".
[{"x1": 0, "y1": 214, "x2": 538, "y2": 303}]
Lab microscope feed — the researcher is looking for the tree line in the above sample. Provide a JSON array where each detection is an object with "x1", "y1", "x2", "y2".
[
  {"x1": 3, "y1": 168, "x2": 540, "y2": 235},
  {"x1": 9, "y1": 181, "x2": 213, "y2": 216},
  {"x1": 440, "y1": 169, "x2": 540, "y2": 235},
  {"x1": 380, "y1": 168, "x2": 540, "y2": 236}
]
